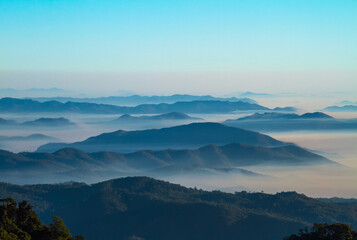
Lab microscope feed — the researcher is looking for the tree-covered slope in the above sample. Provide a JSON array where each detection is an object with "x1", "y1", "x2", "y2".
[{"x1": 0, "y1": 177, "x2": 356, "y2": 240}]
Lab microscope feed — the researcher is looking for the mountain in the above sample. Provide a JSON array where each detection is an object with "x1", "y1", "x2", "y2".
[
  {"x1": 0, "y1": 134, "x2": 58, "y2": 141},
  {"x1": 0, "y1": 117, "x2": 75, "y2": 128},
  {"x1": 324, "y1": 105, "x2": 357, "y2": 112},
  {"x1": 237, "y1": 92, "x2": 274, "y2": 98},
  {"x1": 0, "y1": 146, "x2": 263, "y2": 184},
  {"x1": 0, "y1": 117, "x2": 17, "y2": 125},
  {"x1": 36, "y1": 122, "x2": 286, "y2": 153},
  {"x1": 98, "y1": 112, "x2": 203, "y2": 131},
  {"x1": 128, "y1": 100, "x2": 269, "y2": 113},
  {"x1": 22, "y1": 117, "x2": 75, "y2": 126},
  {"x1": 235, "y1": 112, "x2": 333, "y2": 121},
  {"x1": 0, "y1": 98, "x2": 268, "y2": 114},
  {"x1": 237, "y1": 112, "x2": 300, "y2": 120},
  {"x1": 272, "y1": 107, "x2": 298, "y2": 112},
  {"x1": 31, "y1": 94, "x2": 258, "y2": 105},
  {"x1": 0, "y1": 97, "x2": 123, "y2": 114},
  {"x1": 114, "y1": 112, "x2": 201, "y2": 122},
  {"x1": 299, "y1": 112, "x2": 333, "y2": 119},
  {"x1": 0, "y1": 143, "x2": 332, "y2": 176},
  {"x1": 0, "y1": 177, "x2": 356, "y2": 240},
  {"x1": 224, "y1": 112, "x2": 357, "y2": 132}
]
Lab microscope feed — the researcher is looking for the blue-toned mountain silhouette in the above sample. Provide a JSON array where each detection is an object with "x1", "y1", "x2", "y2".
[
  {"x1": 0, "y1": 97, "x2": 271, "y2": 114},
  {"x1": 224, "y1": 112, "x2": 357, "y2": 131},
  {"x1": 0, "y1": 117, "x2": 75, "y2": 128},
  {"x1": 36, "y1": 122, "x2": 286, "y2": 153},
  {"x1": 113, "y1": 112, "x2": 201, "y2": 122},
  {"x1": 30, "y1": 94, "x2": 258, "y2": 105},
  {"x1": 323, "y1": 105, "x2": 357, "y2": 112}
]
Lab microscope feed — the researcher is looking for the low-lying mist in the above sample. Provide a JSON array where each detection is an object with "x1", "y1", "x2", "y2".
[{"x1": 0, "y1": 112, "x2": 356, "y2": 198}]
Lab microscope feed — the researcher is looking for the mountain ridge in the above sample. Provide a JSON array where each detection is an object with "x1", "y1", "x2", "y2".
[
  {"x1": 324, "y1": 105, "x2": 357, "y2": 112},
  {"x1": 224, "y1": 112, "x2": 357, "y2": 132},
  {"x1": 233, "y1": 112, "x2": 333, "y2": 121},
  {"x1": 36, "y1": 122, "x2": 286, "y2": 153},
  {"x1": 0, "y1": 176, "x2": 356, "y2": 240},
  {"x1": 0, "y1": 117, "x2": 75, "y2": 127},
  {"x1": 114, "y1": 112, "x2": 201, "y2": 121},
  {"x1": 29, "y1": 94, "x2": 258, "y2": 105},
  {"x1": 0, "y1": 97, "x2": 271, "y2": 114},
  {"x1": 0, "y1": 142, "x2": 333, "y2": 183}
]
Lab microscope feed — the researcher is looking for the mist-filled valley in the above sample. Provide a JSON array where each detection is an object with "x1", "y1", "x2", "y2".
[
  {"x1": 1, "y1": 96, "x2": 357, "y2": 200},
  {"x1": 1, "y1": 91, "x2": 357, "y2": 240}
]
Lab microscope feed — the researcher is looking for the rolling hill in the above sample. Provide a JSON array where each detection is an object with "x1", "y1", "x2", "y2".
[
  {"x1": 0, "y1": 134, "x2": 58, "y2": 141},
  {"x1": 0, "y1": 143, "x2": 332, "y2": 173},
  {"x1": 0, "y1": 117, "x2": 17, "y2": 125},
  {"x1": 30, "y1": 94, "x2": 258, "y2": 105},
  {"x1": 224, "y1": 112, "x2": 357, "y2": 132},
  {"x1": 235, "y1": 112, "x2": 333, "y2": 121},
  {"x1": 113, "y1": 112, "x2": 201, "y2": 122},
  {"x1": 22, "y1": 117, "x2": 75, "y2": 126},
  {"x1": 0, "y1": 141, "x2": 333, "y2": 184},
  {"x1": 0, "y1": 97, "x2": 269, "y2": 114},
  {"x1": 0, "y1": 117, "x2": 75, "y2": 128},
  {"x1": 0, "y1": 177, "x2": 356, "y2": 240},
  {"x1": 36, "y1": 122, "x2": 286, "y2": 153},
  {"x1": 323, "y1": 105, "x2": 357, "y2": 112}
]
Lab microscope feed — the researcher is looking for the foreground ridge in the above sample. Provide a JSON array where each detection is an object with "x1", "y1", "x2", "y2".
[{"x1": 1, "y1": 177, "x2": 356, "y2": 240}]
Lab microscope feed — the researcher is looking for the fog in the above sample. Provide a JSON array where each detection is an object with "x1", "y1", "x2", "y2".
[
  {"x1": 1, "y1": 110, "x2": 357, "y2": 198},
  {"x1": 165, "y1": 131, "x2": 357, "y2": 198}
]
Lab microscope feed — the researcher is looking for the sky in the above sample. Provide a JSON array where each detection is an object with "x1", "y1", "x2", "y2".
[{"x1": 0, "y1": 0, "x2": 356, "y2": 95}]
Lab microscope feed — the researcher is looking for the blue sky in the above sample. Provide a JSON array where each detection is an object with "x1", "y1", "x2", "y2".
[{"x1": 0, "y1": 0, "x2": 356, "y2": 95}]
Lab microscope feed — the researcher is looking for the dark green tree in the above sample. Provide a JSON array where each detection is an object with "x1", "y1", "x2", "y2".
[
  {"x1": 0, "y1": 198, "x2": 85, "y2": 240},
  {"x1": 285, "y1": 223, "x2": 357, "y2": 240}
]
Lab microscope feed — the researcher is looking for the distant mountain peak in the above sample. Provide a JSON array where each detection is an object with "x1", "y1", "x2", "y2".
[
  {"x1": 299, "y1": 112, "x2": 333, "y2": 119},
  {"x1": 156, "y1": 112, "x2": 193, "y2": 119},
  {"x1": 0, "y1": 97, "x2": 267, "y2": 114},
  {"x1": 53, "y1": 147, "x2": 86, "y2": 155},
  {"x1": 37, "y1": 122, "x2": 284, "y2": 153},
  {"x1": 118, "y1": 114, "x2": 134, "y2": 119},
  {"x1": 53, "y1": 148, "x2": 92, "y2": 160},
  {"x1": 115, "y1": 112, "x2": 197, "y2": 121},
  {"x1": 235, "y1": 112, "x2": 333, "y2": 121},
  {"x1": 23, "y1": 117, "x2": 75, "y2": 126},
  {"x1": 323, "y1": 105, "x2": 357, "y2": 112}
]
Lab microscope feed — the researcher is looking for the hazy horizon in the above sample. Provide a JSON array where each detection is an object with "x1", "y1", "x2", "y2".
[{"x1": 1, "y1": 0, "x2": 356, "y2": 96}]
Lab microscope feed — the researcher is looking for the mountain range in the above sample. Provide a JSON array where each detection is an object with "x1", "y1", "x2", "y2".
[
  {"x1": 0, "y1": 134, "x2": 57, "y2": 141},
  {"x1": 0, "y1": 177, "x2": 356, "y2": 240},
  {"x1": 0, "y1": 97, "x2": 295, "y2": 114},
  {"x1": 0, "y1": 143, "x2": 332, "y2": 176},
  {"x1": 323, "y1": 105, "x2": 357, "y2": 112},
  {"x1": 36, "y1": 122, "x2": 286, "y2": 153},
  {"x1": 224, "y1": 112, "x2": 357, "y2": 132},
  {"x1": 112, "y1": 112, "x2": 201, "y2": 122},
  {"x1": 235, "y1": 91, "x2": 275, "y2": 98},
  {"x1": 235, "y1": 112, "x2": 333, "y2": 121},
  {"x1": 30, "y1": 94, "x2": 258, "y2": 105},
  {"x1": 0, "y1": 117, "x2": 75, "y2": 128},
  {"x1": 271, "y1": 106, "x2": 298, "y2": 112}
]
